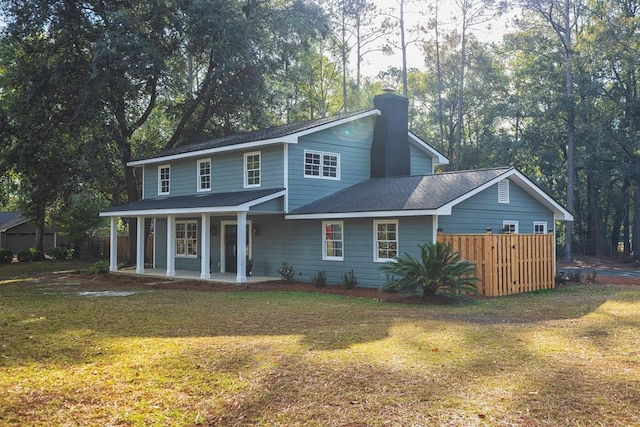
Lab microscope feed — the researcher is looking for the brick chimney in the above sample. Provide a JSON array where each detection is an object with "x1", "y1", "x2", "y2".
[{"x1": 370, "y1": 90, "x2": 410, "y2": 178}]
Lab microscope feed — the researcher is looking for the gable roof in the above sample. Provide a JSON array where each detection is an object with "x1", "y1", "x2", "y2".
[
  {"x1": 409, "y1": 132, "x2": 449, "y2": 165},
  {"x1": 100, "y1": 188, "x2": 285, "y2": 217},
  {"x1": 286, "y1": 167, "x2": 573, "y2": 221},
  {"x1": 0, "y1": 212, "x2": 30, "y2": 232},
  {"x1": 129, "y1": 110, "x2": 381, "y2": 166}
]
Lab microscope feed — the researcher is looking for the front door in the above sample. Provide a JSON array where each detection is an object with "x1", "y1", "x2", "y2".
[
  {"x1": 225, "y1": 225, "x2": 238, "y2": 273},
  {"x1": 222, "y1": 222, "x2": 251, "y2": 274}
]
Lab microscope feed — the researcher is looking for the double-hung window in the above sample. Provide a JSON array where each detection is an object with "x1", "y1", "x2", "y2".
[
  {"x1": 158, "y1": 165, "x2": 170, "y2": 195},
  {"x1": 197, "y1": 159, "x2": 211, "y2": 192},
  {"x1": 244, "y1": 152, "x2": 261, "y2": 187},
  {"x1": 176, "y1": 221, "x2": 198, "y2": 257},
  {"x1": 374, "y1": 220, "x2": 398, "y2": 262},
  {"x1": 534, "y1": 221, "x2": 547, "y2": 234},
  {"x1": 503, "y1": 220, "x2": 518, "y2": 234},
  {"x1": 305, "y1": 150, "x2": 340, "y2": 180},
  {"x1": 322, "y1": 221, "x2": 344, "y2": 261}
]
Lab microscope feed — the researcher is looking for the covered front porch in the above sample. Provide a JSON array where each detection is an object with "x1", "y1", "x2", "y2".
[{"x1": 99, "y1": 189, "x2": 286, "y2": 284}]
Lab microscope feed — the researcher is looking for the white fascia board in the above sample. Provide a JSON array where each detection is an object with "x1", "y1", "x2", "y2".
[
  {"x1": 436, "y1": 168, "x2": 574, "y2": 222},
  {"x1": 99, "y1": 191, "x2": 286, "y2": 218},
  {"x1": 128, "y1": 137, "x2": 296, "y2": 167},
  {"x1": 128, "y1": 110, "x2": 381, "y2": 167},
  {"x1": 285, "y1": 207, "x2": 451, "y2": 220},
  {"x1": 291, "y1": 110, "x2": 380, "y2": 139},
  {"x1": 241, "y1": 190, "x2": 286, "y2": 210},
  {"x1": 507, "y1": 171, "x2": 574, "y2": 222},
  {"x1": 100, "y1": 206, "x2": 251, "y2": 217},
  {"x1": 408, "y1": 132, "x2": 449, "y2": 165},
  {"x1": 0, "y1": 218, "x2": 31, "y2": 232}
]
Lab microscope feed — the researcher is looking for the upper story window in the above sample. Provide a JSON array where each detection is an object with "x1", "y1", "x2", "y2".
[
  {"x1": 158, "y1": 165, "x2": 170, "y2": 195},
  {"x1": 534, "y1": 221, "x2": 547, "y2": 234},
  {"x1": 305, "y1": 150, "x2": 340, "y2": 180},
  {"x1": 176, "y1": 221, "x2": 197, "y2": 257},
  {"x1": 503, "y1": 220, "x2": 518, "y2": 234},
  {"x1": 197, "y1": 159, "x2": 211, "y2": 192},
  {"x1": 244, "y1": 151, "x2": 261, "y2": 188},
  {"x1": 498, "y1": 179, "x2": 509, "y2": 203},
  {"x1": 323, "y1": 221, "x2": 344, "y2": 261},
  {"x1": 374, "y1": 220, "x2": 398, "y2": 262}
]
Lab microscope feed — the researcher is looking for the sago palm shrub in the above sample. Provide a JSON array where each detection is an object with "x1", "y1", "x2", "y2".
[{"x1": 380, "y1": 241, "x2": 479, "y2": 300}]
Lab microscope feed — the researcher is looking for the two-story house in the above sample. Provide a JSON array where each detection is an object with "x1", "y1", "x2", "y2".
[{"x1": 100, "y1": 91, "x2": 573, "y2": 287}]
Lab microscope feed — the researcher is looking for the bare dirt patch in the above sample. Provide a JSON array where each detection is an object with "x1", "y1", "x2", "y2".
[{"x1": 69, "y1": 272, "x2": 457, "y2": 304}]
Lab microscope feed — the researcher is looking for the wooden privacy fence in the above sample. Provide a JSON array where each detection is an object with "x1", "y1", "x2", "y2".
[{"x1": 437, "y1": 232, "x2": 555, "y2": 297}]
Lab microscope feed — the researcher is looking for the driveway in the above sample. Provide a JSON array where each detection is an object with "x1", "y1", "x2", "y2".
[{"x1": 558, "y1": 266, "x2": 640, "y2": 278}]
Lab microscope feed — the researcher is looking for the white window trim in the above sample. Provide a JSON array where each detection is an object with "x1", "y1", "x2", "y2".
[
  {"x1": 304, "y1": 149, "x2": 341, "y2": 180},
  {"x1": 158, "y1": 164, "x2": 170, "y2": 195},
  {"x1": 175, "y1": 220, "x2": 198, "y2": 258},
  {"x1": 503, "y1": 220, "x2": 519, "y2": 234},
  {"x1": 498, "y1": 179, "x2": 509, "y2": 204},
  {"x1": 197, "y1": 158, "x2": 212, "y2": 192},
  {"x1": 374, "y1": 220, "x2": 398, "y2": 262},
  {"x1": 322, "y1": 220, "x2": 344, "y2": 261},
  {"x1": 534, "y1": 221, "x2": 547, "y2": 234},
  {"x1": 244, "y1": 151, "x2": 261, "y2": 188}
]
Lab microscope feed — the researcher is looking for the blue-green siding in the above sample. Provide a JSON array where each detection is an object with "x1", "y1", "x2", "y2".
[
  {"x1": 154, "y1": 218, "x2": 167, "y2": 268},
  {"x1": 439, "y1": 180, "x2": 555, "y2": 234},
  {"x1": 248, "y1": 215, "x2": 433, "y2": 287},
  {"x1": 287, "y1": 117, "x2": 375, "y2": 211},
  {"x1": 409, "y1": 143, "x2": 434, "y2": 175},
  {"x1": 143, "y1": 145, "x2": 285, "y2": 198}
]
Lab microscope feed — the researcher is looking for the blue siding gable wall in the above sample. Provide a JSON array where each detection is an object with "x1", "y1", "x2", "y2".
[
  {"x1": 439, "y1": 179, "x2": 555, "y2": 234},
  {"x1": 143, "y1": 144, "x2": 285, "y2": 198},
  {"x1": 287, "y1": 116, "x2": 375, "y2": 211},
  {"x1": 409, "y1": 143, "x2": 434, "y2": 175}
]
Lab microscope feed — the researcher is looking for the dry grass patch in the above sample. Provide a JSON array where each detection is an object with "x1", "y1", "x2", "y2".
[{"x1": 1, "y1": 262, "x2": 639, "y2": 425}]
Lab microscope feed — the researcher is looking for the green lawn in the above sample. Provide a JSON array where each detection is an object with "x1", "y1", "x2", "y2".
[{"x1": 1, "y1": 261, "x2": 639, "y2": 426}]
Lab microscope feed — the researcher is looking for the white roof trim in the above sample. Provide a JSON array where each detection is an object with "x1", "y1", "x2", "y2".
[
  {"x1": 408, "y1": 132, "x2": 449, "y2": 165},
  {"x1": 436, "y1": 168, "x2": 574, "y2": 222},
  {"x1": 128, "y1": 110, "x2": 381, "y2": 167},
  {"x1": 0, "y1": 217, "x2": 31, "y2": 233},
  {"x1": 286, "y1": 207, "x2": 452, "y2": 220},
  {"x1": 100, "y1": 190, "x2": 286, "y2": 218}
]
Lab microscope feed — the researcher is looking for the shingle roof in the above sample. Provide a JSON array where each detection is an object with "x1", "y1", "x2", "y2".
[
  {"x1": 133, "y1": 110, "x2": 375, "y2": 162},
  {"x1": 288, "y1": 168, "x2": 513, "y2": 215},
  {"x1": 0, "y1": 212, "x2": 29, "y2": 232},
  {"x1": 101, "y1": 188, "x2": 285, "y2": 215}
]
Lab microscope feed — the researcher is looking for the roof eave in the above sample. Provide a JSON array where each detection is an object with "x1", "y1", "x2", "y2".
[
  {"x1": 128, "y1": 110, "x2": 381, "y2": 167},
  {"x1": 100, "y1": 190, "x2": 286, "y2": 218},
  {"x1": 285, "y1": 207, "x2": 450, "y2": 220},
  {"x1": 408, "y1": 132, "x2": 449, "y2": 165}
]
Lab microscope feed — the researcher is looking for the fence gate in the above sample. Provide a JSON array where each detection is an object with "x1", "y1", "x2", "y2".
[{"x1": 437, "y1": 232, "x2": 555, "y2": 297}]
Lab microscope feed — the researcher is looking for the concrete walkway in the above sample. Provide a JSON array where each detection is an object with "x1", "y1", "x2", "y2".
[{"x1": 558, "y1": 266, "x2": 640, "y2": 279}]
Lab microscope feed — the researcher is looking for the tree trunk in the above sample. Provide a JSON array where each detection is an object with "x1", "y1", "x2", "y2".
[
  {"x1": 400, "y1": 0, "x2": 408, "y2": 97},
  {"x1": 562, "y1": 0, "x2": 575, "y2": 263},
  {"x1": 455, "y1": 17, "x2": 467, "y2": 171},
  {"x1": 587, "y1": 172, "x2": 603, "y2": 256},
  {"x1": 434, "y1": 3, "x2": 445, "y2": 157},
  {"x1": 34, "y1": 202, "x2": 46, "y2": 252}
]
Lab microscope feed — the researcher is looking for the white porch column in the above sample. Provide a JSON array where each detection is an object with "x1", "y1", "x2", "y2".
[
  {"x1": 200, "y1": 213, "x2": 211, "y2": 279},
  {"x1": 136, "y1": 216, "x2": 145, "y2": 274},
  {"x1": 236, "y1": 211, "x2": 247, "y2": 284},
  {"x1": 166, "y1": 215, "x2": 176, "y2": 277},
  {"x1": 432, "y1": 216, "x2": 439, "y2": 243},
  {"x1": 109, "y1": 217, "x2": 118, "y2": 272}
]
